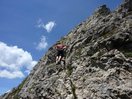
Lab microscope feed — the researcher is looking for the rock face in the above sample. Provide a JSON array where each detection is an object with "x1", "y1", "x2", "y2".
[{"x1": 1, "y1": 0, "x2": 132, "y2": 99}]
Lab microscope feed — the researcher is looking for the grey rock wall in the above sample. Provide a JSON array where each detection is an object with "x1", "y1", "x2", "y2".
[{"x1": 1, "y1": 0, "x2": 132, "y2": 99}]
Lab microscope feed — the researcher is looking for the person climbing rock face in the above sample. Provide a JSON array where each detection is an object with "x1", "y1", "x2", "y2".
[{"x1": 55, "y1": 42, "x2": 67, "y2": 65}]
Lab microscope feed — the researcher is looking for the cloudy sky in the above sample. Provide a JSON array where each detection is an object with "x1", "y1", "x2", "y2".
[{"x1": 0, "y1": 0, "x2": 121, "y2": 95}]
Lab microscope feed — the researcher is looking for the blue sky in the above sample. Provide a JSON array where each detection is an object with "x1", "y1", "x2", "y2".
[{"x1": 0, "y1": 0, "x2": 121, "y2": 95}]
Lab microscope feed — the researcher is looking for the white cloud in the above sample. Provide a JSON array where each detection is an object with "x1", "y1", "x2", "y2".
[
  {"x1": 36, "y1": 35, "x2": 48, "y2": 50},
  {"x1": 37, "y1": 19, "x2": 56, "y2": 32},
  {"x1": 37, "y1": 18, "x2": 44, "y2": 28},
  {"x1": 44, "y1": 21, "x2": 56, "y2": 32},
  {"x1": 0, "y1": 70, "x2": 24, "y2": 79},
  {"x1": 0, "y1": 42, "x2": 37, "y2": 79}
]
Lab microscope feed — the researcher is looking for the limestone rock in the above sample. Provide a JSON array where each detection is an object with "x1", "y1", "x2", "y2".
[{"x1": 1, "y1": 0, "x2": 132, "y2": 99}]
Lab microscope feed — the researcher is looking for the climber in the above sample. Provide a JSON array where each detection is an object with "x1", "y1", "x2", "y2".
[{"x1": 55, "y1": 42, "x2": 68, "y2": 65}]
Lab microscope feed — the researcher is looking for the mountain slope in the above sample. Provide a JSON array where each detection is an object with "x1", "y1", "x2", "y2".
[{"x1": 1, "y1": 0, "x2": 132, "y2": 99}]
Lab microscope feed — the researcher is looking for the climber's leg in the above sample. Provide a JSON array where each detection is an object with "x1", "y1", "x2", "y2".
[{"x1": 56, "y1": 56, "x2": 59, "y2": 64}]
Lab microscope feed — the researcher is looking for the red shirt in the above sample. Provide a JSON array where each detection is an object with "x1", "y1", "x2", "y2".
[{"x1": 56, "y1": 44, "x2": 65, "y2": 51}]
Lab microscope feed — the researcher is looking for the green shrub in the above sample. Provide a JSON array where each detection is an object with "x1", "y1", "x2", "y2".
[{"x1": 124, "y1": 52, "x2": 132, "y2": 57}]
